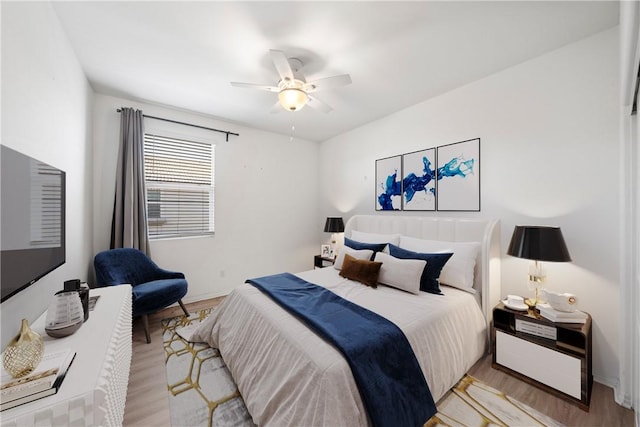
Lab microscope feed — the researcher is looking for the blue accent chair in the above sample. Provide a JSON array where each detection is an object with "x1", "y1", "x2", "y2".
[{"x1": 94, "y1": 248, "x2": 189, "y2": 343}]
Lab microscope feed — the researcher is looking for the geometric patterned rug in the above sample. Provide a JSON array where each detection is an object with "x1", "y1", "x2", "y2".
[
  {"x1": 162, "y1": 308, "x2": 255, "y2": 427},
  {"x1": 427, "y1": 375, "x2": 564, "y2": 426},
  {"x1": 163, "y1": 308, "x2": 563, "y2": 427}
]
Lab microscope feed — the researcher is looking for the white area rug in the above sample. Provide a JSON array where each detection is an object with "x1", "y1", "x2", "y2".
[
  {"x1": 429, "y1": 375, "x2": 564, "y2": 426},
  {"x1": 162, "y1": 309, "x2": 254, "y2": 427}
]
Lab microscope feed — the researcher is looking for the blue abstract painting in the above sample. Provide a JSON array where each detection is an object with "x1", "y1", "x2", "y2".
[
  {"x1": 375, "y1": 155, "x2": 402, "y2": 210},
  {"x1": 402, "y1": 148, "x2": 436, "y2": 211},
  {"x1": 436, "y1": 138, "x2": 480, "y2": 211}
]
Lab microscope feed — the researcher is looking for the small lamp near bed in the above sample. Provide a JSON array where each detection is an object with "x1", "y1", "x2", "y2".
[
  {"x1": 507, "y1": 225, "x2": 572, "y2": 309},
  {"x1": 324, "y1": 217, "x2": 345, "y2": 257}
]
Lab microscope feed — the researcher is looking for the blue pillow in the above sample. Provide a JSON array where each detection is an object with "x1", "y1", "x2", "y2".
[
  {"x1": 344, "y1": 237, "x2": 387, "y2": 260},
  {"x1": 388, "y1": 244, "x2": 453, "y2": 295}
]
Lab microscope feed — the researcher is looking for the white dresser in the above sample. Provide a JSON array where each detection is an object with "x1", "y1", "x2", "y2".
[{"x1": 0, "y1": 286, "x2": 132, "y2": 426}]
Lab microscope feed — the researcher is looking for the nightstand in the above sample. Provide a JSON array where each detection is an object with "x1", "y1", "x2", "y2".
[
  {"x1": 314, "y1": 255, "x2": 334, "y2": 269},
  {"x1": 492, "y1": 302, "x2": 592, "y2": 411}
]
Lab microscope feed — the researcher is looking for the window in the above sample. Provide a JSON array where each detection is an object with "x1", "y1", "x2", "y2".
[{"x1": 143, "y1": 133, "x2": 214, "y2": 239}]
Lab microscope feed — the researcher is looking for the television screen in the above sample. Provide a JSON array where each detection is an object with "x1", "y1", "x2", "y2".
[{"x1": 1, "y1": 145, "x2": 66, "y2": 302}]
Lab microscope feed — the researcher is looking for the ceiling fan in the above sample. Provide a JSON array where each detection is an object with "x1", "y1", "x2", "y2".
[{"x1": 231, "y1": 50, "x2": 352, "y2": 113}]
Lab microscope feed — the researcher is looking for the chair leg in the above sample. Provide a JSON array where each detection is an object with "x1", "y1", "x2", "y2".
[
  {"x1": 142, "y1": 314, "x2": 151, "y2": 344},
  {"x1": 178, "y1": 299, "x2": 190, "y2": 317}
]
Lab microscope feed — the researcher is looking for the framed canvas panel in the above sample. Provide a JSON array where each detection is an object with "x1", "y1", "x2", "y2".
[
  {"x1": 436, "y1": 138, "x2": 480, "y2": 211},
  {"x1": 375, "y1": 155, "x2": 402, "y2": 211},
  {"x1": 402, "y1": 148, "x2": 436, "y2": 211}
]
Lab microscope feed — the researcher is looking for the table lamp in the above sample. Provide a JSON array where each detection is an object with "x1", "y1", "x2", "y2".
[
  {"x1": 507, "y1": 225, "x2": 572, "y2": 309},
  {"x1": 324, "y1": 217, "x2": 344, "y2": 256}
]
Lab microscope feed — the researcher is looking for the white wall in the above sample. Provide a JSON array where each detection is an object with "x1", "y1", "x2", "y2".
[
  {"x1": 92, "y1": 94, "x2": 321, "y2": 301},
  {"x1": 320, "y1": 28, "x2": 621, "y2": 387},
  {"x1": 1, "y1": 2, "x2": 94, "y2": 348}
]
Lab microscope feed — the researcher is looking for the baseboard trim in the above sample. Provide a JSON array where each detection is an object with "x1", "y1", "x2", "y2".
[
  {"x1": 182, "y1": 291, "x2": 228, "y2": 304},
  {"x1": 594, "y1": 375, "x2": 634, "y2": 409}
]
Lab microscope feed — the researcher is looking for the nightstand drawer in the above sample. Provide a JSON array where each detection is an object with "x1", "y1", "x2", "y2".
[
  {"x1": 496, "y1": 330, "x2": 581, "y2": 399},
  {"x1": 314, "y1": 255, "x2": 335, "y2": 269}
]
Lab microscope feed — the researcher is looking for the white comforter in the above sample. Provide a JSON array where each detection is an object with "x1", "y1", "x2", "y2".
[{"x1": 192, "y1": 267, "x2": 487, "y2": 427}]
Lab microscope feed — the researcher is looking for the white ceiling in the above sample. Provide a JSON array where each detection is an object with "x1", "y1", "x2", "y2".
[{"x1": 52, "y1": 1, "x2": 619, "y2": 142}]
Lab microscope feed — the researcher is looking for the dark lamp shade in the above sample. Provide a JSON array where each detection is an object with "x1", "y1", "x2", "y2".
[
  {"x1": 324, "y1": 217, "x2": 345, "y2": 233},
  {"x1": 507, "y1": 225, "x2": 572, "y2": 262}
]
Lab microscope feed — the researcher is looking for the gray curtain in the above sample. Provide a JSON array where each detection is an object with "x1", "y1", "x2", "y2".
[{"x1": 110, "y1": 108, "x2": 150, "y2": 254}]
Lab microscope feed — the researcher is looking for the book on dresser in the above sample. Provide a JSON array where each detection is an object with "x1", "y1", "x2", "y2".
[
  {"x1": 536, "y1": 303, "x2": 588, "y2": 323},
  {"x1": 0, "y1": 348, "x2": 76, "y2": 411}
]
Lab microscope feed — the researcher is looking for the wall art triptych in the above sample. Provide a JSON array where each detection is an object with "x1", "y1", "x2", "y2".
[{"x1": 375, "y1": 138, "x2": 480, "y2": 212}]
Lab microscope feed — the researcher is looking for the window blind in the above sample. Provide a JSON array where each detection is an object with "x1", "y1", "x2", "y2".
[{"x1": 144, "y1": 133, "x2": 214, "y2": 239}]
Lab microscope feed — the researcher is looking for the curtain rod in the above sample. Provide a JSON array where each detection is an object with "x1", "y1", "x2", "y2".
[{"x1": 116, "y1": 108, "x2": 239, "y2": 142}]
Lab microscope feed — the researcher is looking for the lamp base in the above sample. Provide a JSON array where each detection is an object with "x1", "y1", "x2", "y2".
[
  {"x1": 525, "y1": 261, "x2": 546, "y2": 310},
  {"x1": 524, "y1": 290, "x2": 547, "y2": 310},
  {"x1": 524, "y1": 298, "x2": 538, "y2": 310}
]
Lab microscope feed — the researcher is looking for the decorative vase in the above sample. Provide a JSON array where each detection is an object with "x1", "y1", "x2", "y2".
[{"x1": 2, "y1": 319, "x2": 44, "y2": 378}]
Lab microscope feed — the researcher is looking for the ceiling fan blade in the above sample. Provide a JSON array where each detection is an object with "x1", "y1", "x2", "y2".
[
  {"x1": 307, "y1": 95, "x2": 333, "y2": 113},
  {"x1": 304, "y1": 74, "x2": 352, "y2": 93},
  {"x1": 230, "y1": 82, "x2": 280, "y2": 92},
  {"x1": 270, "y1": 49, "x2": 294, "y2": 82}
]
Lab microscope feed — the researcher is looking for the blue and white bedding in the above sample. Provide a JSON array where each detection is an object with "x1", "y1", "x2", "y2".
[
  {"x1": 192, "y1": 267, "x2": 487, "y2": 427},
  {"x1": 246, "y1": 272, "x2": 436, "y2": 427}
]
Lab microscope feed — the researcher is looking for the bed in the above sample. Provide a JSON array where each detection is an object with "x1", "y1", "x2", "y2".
[{"x1": 192, "y1": 215, "x2": 501, "y2": 426}]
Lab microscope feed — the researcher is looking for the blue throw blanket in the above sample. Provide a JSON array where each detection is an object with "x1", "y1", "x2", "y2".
[{"x1": 246, "y1": 272, "x2": 436, "y2": 427}]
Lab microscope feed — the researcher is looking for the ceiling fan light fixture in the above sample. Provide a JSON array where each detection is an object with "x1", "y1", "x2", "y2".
[
  {"x1": 231, "y1": 49, "x2": 351, "y2": 114},
  {"x1": 278, "y1": 88, "x2": 308, "y2": 111}
]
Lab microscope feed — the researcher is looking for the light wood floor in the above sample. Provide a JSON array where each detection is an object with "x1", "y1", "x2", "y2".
[{"x1": 122, "y1": 298, "x2": 635, "y2": 427}]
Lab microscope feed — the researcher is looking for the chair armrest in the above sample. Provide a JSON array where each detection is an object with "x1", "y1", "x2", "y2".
[{"x1": 154, "y1": 268, "x2": 185, "y2": 280}]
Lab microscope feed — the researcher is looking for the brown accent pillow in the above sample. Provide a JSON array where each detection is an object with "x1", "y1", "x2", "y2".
[{"x1": 338, "y1": 254, "x2": 382, "y2": 288}]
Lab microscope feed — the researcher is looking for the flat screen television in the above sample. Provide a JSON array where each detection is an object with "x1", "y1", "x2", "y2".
[{"x1": 1, "y1": 145, "x2": 66, "y2": 302}]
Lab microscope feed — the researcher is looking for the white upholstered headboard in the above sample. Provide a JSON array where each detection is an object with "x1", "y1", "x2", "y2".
[{"x1": 344, "y1": 215, "x2": 501, "y2": 325}]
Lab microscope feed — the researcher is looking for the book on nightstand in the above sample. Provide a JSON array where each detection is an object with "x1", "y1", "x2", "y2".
[
  {"x1": 537, "y1": 303, "x2": 588, "y2": 324},
  {"x1": 0, "y1": 348, "x2": 76, "y2": 411}
]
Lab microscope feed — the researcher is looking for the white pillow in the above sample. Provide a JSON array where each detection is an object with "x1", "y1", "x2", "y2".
[
  {"x1": 333, "y1": 246, "x2": 374, "y2": 270},
  {"x1": 374, "y1": 252, "x2": 426, "y2": 295},
  {"x1": 351, "y1": 230, "x2": 401, "y2": 246},
  {"x1": 398, "y1": 236, "x2": 480, "y2": 292}
]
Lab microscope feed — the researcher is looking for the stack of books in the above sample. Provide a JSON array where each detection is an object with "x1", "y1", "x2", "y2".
[
  {"x1": 1, "y1": 348, "x2": 76, "y2": 411},
  {"x1": 537, "y1": 303, "x2": 588, "y2": 324}
]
